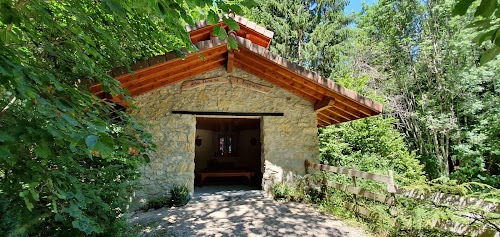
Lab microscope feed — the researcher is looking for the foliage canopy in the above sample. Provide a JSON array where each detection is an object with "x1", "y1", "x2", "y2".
[{"x1": 0, "y1": 0, "x2": 246, "y2": 235}]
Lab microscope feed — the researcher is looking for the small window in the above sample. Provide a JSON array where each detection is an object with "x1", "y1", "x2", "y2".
[{"x1": 218, "y1": 133, "x2": 235, "y2": 157}]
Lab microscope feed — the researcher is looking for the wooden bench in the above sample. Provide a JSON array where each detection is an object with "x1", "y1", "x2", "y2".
[{"x1": 199, "y1": 169, "x2": 256, "y2": 185}]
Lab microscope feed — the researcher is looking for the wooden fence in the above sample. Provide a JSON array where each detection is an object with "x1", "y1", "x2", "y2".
[{"x1": 304, "y1": 160, "x2": 499, "y2": 236}]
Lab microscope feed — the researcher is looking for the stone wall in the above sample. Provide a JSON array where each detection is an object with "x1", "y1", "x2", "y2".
[{"x1": 128, "y1": 67, "x2": 319, "y2": 205}]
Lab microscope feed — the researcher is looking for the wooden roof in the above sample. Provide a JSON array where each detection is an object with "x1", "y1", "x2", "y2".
[{"x1": 90, "y1": 16, "x2": 383, "y2": 127}]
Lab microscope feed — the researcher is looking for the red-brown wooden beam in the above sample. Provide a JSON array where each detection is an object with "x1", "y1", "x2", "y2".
[
  {"x1": 227, "y1": 50, "x2": 234, "y2": 73},
  {"x1": 236, "y1": 46, "x2": 380, "y2": 117},
  {"x1": 130, "y1": 58, "x2": 226, "y2": 96},
  {"x1": 314, "y1": 97, "x2": 335, "y2": 112}
]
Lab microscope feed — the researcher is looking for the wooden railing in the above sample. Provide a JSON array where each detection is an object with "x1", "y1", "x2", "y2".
[{"x1": 304, "y1": 160, "x2": 499, "y2": 236}]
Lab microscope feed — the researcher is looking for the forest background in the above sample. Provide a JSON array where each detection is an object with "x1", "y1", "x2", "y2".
[
  {"x1": 245, "y1": 0, "x2": 499, "y2": 234},
  {"x1": 245, "y1": 0, "x2": 499, "y2": 187},
  {"x1": 0, "y1": 0, "x2": 498, "y2": 236}
]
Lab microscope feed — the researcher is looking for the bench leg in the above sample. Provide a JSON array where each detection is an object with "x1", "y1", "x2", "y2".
[{"x1": 246, "y1": 174, "x2": 251, "y2": 184}]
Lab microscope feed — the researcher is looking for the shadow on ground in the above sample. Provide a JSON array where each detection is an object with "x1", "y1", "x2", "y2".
[{"x1": 126, "y1": 188, "x2": 365, "y2": 237}]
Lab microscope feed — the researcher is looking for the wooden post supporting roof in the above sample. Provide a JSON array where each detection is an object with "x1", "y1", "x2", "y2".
[
  {"x1": 227, "y1": 50, "x2": 234, "y2": 73},
  {"x1": 314, "y1": 97, "x2": 335, "y2": 112}
]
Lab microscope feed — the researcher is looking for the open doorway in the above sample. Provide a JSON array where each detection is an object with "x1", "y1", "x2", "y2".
[{"x1": 194, "y1": 117, "x2": 262, "y2": 196}]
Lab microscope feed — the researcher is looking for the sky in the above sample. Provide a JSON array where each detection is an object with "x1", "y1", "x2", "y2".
[{"x1": 344, "y1": 0, "x2": 377, "y2": 13}]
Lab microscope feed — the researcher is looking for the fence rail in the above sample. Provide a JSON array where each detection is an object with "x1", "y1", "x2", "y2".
[{"x1": 304, "y1": 160, "x2": 499, "y2": 236}]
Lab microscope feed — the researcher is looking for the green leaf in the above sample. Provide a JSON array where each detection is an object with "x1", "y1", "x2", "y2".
[
  {"x1": 94, "y1": 133, "x2": 114, "y2": 157},
  {"x1": 475, "y1": 0, "x2": 497, "y2": 17},
  {"x1": 213, "y1": 26, "x2": 227, "y2": 40},
  {"x1": 452, "y1": 0, "x2": 475, "y2": 16},
  {"x1": 0, "y1": 28, "x2": 20, "y2": 45},
  {"x1": 157, "y1": 2, "x2": 166, "y2": 15},
  {"x1": 61, "y1": 113, "x2": 80, "y2": 127},
  {"x1": 228, "y1": 37, "x2": 238, "y2": 51},
  {"x1": 198, "y1": 54, "x2": 206, "y2": 61},
  {"x1": 24, "y1": 198, "x2": 34, "y2": 211},
  {"x1": 466, "y1": 19, "x2": 491, "y2": 29},
  {"x1": 480, "y1": 46, "x2": 500, "y2": 65},
  {"x1": 223, "y1": 17, "x2": 240, "y2": 30},
  {"x1": 494, "y1": 29, "x2": 500, "y2": 46},
  {"x1": 472, "y1": 29, "x2": 496, "y2": 44},
  {"x1": 0, "y1": 132, "x2": 14, "y2": 142},
  {"x1": 102, "y1": 0, "x2": 126, "y2": 16},
  {"x1": 207, "y1": 10, "x2": 219, "y2": 25},
  {"x1": 180, "y1": 10, "x2": 195, "y2": 26},
  {"x1": 19, "y1": 191, "x2": 28, "y2": 198},
  {"x1": 219, "y1": 3, "x2": 229, "y2": 12},
  {"x1": 229, "y1": 5, "x2": 245, "y2": 15},
  {"x1": 52, "y1": 200, "x2": 59, "y2": 213},
  {"x1": 0, "y1": 145, "x2": 12, "y2": 159},
  {"x1": 34, "y1": 145, "x2": 51, "y2": 159},
  {"x1": 241, "y1": 0, "x2": 258, "y2": 8},
  {"x1": 66, "y1": 192, "x2": 75, "y2": 199},
  {"x1": 29, "y1": 188, "x2": 40, "y2": 201},
  {"x1": 85, "y1": 135, "x2": 98, "y2": 149},
  {"x1": 55, "y1": 213, "x2": 66, "y2": 221}
]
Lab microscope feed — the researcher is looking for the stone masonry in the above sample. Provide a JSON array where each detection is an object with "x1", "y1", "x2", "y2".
[{"x1": 128, "y1": 67, "x2": 319, "y2": 205}]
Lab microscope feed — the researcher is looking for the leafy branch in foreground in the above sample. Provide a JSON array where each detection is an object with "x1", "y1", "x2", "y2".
[
  {"x1": 453, "y1": 0, "x2": 500, "y2": 64},
  {"x1": 0, "y1": 0, "x2": 249, "y2": 236}
]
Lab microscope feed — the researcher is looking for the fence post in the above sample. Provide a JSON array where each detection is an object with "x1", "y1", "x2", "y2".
[
  {"x1": 304, "y1": 160, "x2": 310, "y2": 174},
  {"x1": 387, "y1": 170, "x2": 396, "y2": 194},
  {"x1": 352, "y1": 164, "x2": 357, "y2": 205},
  {"x1": 322, "y1": 170, "x2": 328, "y2": 199}
]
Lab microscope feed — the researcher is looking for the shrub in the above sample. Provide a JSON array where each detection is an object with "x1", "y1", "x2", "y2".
[
  {"x1": 170, "y1": 186, "x2": 190, "y2": 206},
  {"x1": 272, "y1": 182, "x2": 290, "y2": 200},
  {"x1": 144, "y1": 197, "x2": 171, "y2": 211}
]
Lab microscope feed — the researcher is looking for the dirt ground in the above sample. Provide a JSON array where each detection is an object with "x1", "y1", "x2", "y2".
[{"x1": 125, "y1": 195, "x2": 367, "y2": 237}]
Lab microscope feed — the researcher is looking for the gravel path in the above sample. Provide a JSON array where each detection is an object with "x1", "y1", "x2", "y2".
[{"x1": 126, "y1": 194, "x2": 367, "y2": 237}]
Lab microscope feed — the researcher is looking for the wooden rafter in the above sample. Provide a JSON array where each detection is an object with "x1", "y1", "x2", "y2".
[
  {"x1": 314, "y1": 97, "x2": 335, "y2": 112},
  {"x1": 318, "y1": 113, "x2": 340, "y2": 124},
  {"x1": 320, "y1": 111, "x2": 348, "y2": 124}
]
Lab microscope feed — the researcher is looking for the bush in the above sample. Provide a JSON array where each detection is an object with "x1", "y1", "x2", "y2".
[
  {"x1": 144, "y1": 197, "x2": 171, "y2": 211},
  {"x1": 0, "y1": 0, "x2": 242, "y2": 235},
  {"x1": 272, "y1": 182, "x2": 290, "y2": 200},
  {"x1": 170, "y1": 186, "x2": 190, "y2": 206}
]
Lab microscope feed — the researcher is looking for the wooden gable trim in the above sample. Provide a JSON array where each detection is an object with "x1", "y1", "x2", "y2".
[
  {"x1": 90, "y1": 44, "x2": 228, "y2": 98},
  {"x1": 88, "y1": 35, "x2": 383, "y2": 127},
  {"x1": 234, "y1": 45, "x2": 380, "y2": 122},
  {"x1": 187, "y1": 14, "x2": 273, "y2": 49}
]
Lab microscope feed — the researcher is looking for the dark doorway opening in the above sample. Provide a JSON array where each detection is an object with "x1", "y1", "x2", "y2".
[{"x1": 194, "y1": 117, "x2": 262, "y2": 192}]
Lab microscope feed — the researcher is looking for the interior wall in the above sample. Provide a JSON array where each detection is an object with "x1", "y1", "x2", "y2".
[
  {"x1": 194, "y1": 129, "x2": 213, "y2": 173},
  {"x1": 239, "y1": 129, "x2": 261, "y2": 171},
  {"x1": 195, "y1": 120, "x2": 261, "y2": 173}
]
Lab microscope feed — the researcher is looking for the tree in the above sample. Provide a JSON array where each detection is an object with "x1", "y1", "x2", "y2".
[
  {"x1": 0, "y1": 0, "x2": 245, "y2": 235},
  {"x1": 245, "y1": 0, "x2": 353, "y2": 78},
  {"x1": 354, "y1": 0, "x2": 499, "y2": 186}
]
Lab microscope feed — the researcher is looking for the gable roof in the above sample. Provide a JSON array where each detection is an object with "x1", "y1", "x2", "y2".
[{"x1": 90, "y1": 15, "x2": 383, "y2": 127}]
